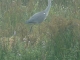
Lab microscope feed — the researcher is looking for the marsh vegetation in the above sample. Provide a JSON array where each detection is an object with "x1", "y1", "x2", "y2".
[{"x1": 0, "y1": 0, "x2": 80, "y2": 60}]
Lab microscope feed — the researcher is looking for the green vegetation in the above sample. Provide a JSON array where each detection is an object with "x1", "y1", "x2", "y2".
[{"x1": 0, "y1": 0, "x2": 80, "y2": 60}]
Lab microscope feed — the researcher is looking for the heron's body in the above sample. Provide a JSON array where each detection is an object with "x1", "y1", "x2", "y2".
[
  {"x1": 27, "y1": 11, "x2": 46, "y2": 23},
  {"x1": 26, "y1": 0, "x2": 51, "y2": 24}
]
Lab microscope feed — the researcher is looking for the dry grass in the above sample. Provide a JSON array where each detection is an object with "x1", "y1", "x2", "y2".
[{"x1": 0, "y1": 15, "x2": 80, "y2": 49}]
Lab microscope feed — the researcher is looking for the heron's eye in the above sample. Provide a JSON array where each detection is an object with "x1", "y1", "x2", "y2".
[{"x1": 43, "y1": 13, "x2": 46, "y2": 14}]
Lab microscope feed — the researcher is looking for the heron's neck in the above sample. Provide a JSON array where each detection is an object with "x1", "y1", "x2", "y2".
[{"x1": 44, "y1": 0, "x2": 51, "y2": 15}]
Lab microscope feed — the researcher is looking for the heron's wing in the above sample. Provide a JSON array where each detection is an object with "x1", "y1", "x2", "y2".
[{"x1": 27, "y1": 11, "x2": 46, "y2": 23}]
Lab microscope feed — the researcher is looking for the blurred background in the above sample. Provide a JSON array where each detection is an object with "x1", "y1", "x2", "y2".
[{"x1": 0, "y1": 0, "x2": 80, "y2": 60}]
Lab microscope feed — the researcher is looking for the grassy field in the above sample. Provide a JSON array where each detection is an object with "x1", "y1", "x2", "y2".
[{"x1": 0, "y1": 0, "x2": 80, "y2": 60}]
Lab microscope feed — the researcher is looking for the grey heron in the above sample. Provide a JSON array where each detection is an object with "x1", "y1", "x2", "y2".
[
  {"x1": 26, "y1": 0, "x2": 51, "y2": 23},
  {"x1": 26, "y1": 0, "x2": 51, "y2": 32}
]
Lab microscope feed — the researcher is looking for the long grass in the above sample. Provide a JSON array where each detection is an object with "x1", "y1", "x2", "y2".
[{"x1": 0, "y1": 0, "x2": 80, "y2": 60}]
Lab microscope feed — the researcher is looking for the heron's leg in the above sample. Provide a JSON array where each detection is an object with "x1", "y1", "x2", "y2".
[
  {"x1": 38, "y1": 24, "x2": 41, "y2": 34},
  {"x1": 29, "y1": 25, "x2": 33, "y2": 33},
  {"x1": 27, "y1": 25, "x2": 33, "y2": 41}
]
